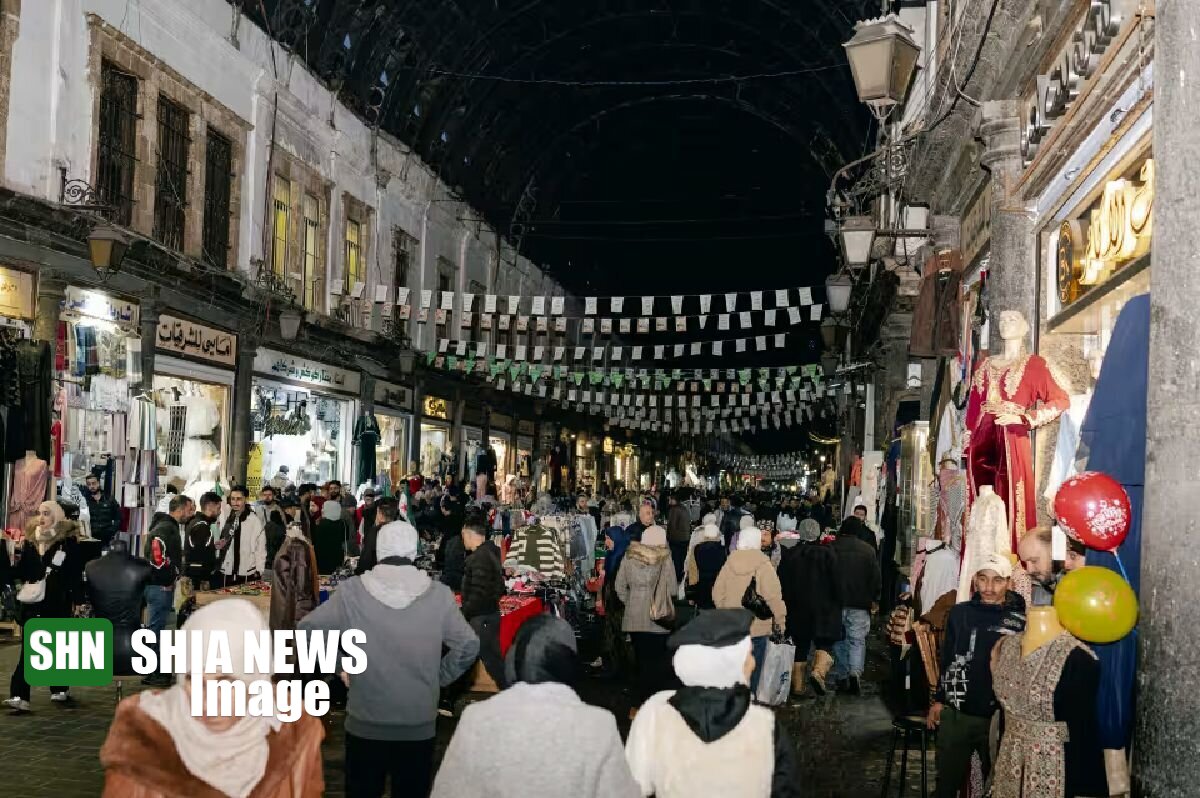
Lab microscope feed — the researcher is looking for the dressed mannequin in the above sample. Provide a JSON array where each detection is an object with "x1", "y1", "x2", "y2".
[
  {"x1": 956, "y1": 485, "x2": 1009, "y2": 602},
  {"x1": 182, "y1": 454, "x2": 229, "y2": 507},
  {"x1": 991, "y1": 606, "x2": 1107, "y2": 798},
  {"x1": 353, "y1": 410, "x2": 381, "y2": 488},
  {"x1": 931, "y1": 452, "x2": 967, "y2": 553},
  {"x1": 8, "y1": 451, "x2": 49, "y2": 532},
  {"x1": 85, "y1": 541, "x2": 153, "y2": 675},
  {"x1": 965, "y1": 311, "x2": 1069, "y2": 549},
  {"x1": 820, "y1": 465, "x2": 835, "y2": 502}
]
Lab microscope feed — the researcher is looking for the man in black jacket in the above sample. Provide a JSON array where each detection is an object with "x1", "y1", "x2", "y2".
[
  {"x1": 184, "y1": 491, "x2": 222, "y2": 589},
  {"x1": 830, "y1": 519, "x2": 881, "y2": 694},
  {"x1": 142, "y1": 495, "x2": 190, "y2": 686},
  {"x1": 459, "y1": 511, "x2": 506, "y2": 689},
  {"x1": 927, "y1": 553, "x2": 1026, "y2": 798},
  {"x1": 83, "y1": 473, "x2": 122, "y2": 548},
  {"x1": 356, "y1": 498, "x2": 398, "y2": 575}
]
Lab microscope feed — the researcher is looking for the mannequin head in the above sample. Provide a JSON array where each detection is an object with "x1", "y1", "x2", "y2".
[{"x1": 997, "y1": 310, "x2": 1030, "y2": 344}]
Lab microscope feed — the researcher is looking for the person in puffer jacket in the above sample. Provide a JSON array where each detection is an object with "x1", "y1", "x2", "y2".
[{"x1": 712, "y1": 525, "x2": 787, "y2": 693}]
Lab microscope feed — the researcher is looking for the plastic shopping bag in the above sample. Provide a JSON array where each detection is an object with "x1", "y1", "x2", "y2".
[{"x1": 755, "y1": 634, "x2": 797, "y2": 707}]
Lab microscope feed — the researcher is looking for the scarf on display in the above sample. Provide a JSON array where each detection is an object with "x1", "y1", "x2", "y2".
[{"x1": 138, "y1": 600, "x2": 280, "y2": 798}]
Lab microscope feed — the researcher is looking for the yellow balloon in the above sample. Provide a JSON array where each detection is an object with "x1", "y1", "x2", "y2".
[{"x1": 1053, "y1": 566, "x2": 1138, "y2": 644}]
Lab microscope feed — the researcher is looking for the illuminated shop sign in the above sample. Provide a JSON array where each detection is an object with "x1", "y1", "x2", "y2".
[
  {"x1": 1020, "y1": 0, "x2": 1125, "y2": 167},
  {"x1": 423, "y1": 395, "x2": 449, "y2": 420},
  {"x1": 1056, "y1": 158, "x2": 1153, "y2": 304},
  {"x1": 0, "y1": 267, "x2": 33, "y2": 318},
  {"x1": 157, "y1": 314, "x2": 237, "y2": 366}
]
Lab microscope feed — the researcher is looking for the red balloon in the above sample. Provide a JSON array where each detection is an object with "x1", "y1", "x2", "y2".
[{"x1": 1052, "y1": 471, "x2": 1131, "y2": 551}]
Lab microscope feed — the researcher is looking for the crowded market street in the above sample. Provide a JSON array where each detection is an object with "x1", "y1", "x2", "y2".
[{"x1": 0, "y1": 0, "x2": 1192, "y2": 796}]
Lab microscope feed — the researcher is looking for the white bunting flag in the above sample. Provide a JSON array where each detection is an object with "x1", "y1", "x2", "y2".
[
  {"x1": 460, "y1": 293, "x2": 474, "y2": 312},
  {"x1": 482, "y1": 295, "x2": 496, "y2": 314},
  {"x1": 553, "y1": 346, "x2": 565, "y2": 361},
  {"x1": 764, "y1": 309, "x2": 776, "y2": 326},
  {"x1": 455, "y1": 341, "x2": 466, "y2": 356},
  {"x1": 810, "y1": 304, "x2": 823, "y2": 321},
  {"x1": 776, "y1": 289, "x2": 789, "y2": 307},
  {"x1": 665, "y1": 396, "x2": 673, "y2": 407},
  {"x1": 568, "y1": 390, "x2": 576, "y2": 402},
  {"x1": 476, "y1": 342, "x2": 487, "y2": 357},
  {"x1": 719, "y1": 315, "x2": 730, "y2": 331},
  {"x1": 549, "y1": 296, "x2": 563, "y2": 315},
  {"x1": 656, "y1": 317, "x2": 668, "y2": 332},
  {"x1": 531, "y1": 296, "x2": 545, "y2": 316},
  {"x1": 750, "y1": 291, "x2": 763, "y2": 311},
  {"x1": 655, "y1": 345, "x2": 665, "y2": 359},
  {"x1": 788, "y1": 306, "x2": 801, "y2": 325},
  {"x1": 601, "y1": 318, "x2": 613, "y2": 334},
  {"x1": 799, "y1": 287, "x2": 813, "y2": 305},
  {"x1": 371, "y1": 284, "x2": 387, "y2": 303},
  {"x1": 642, "y1": 296, "x2": 654, "y2": 315},
  {"x1": 515, "y1": 344, "x2": 526, "y2": 361},
  {"x1": 440, "y1": 291, "x2": 454, "y2": 310},
  {"x1": 725, "y1": 293, "x2": 738, "y2": 312},
  {"x1": 675, "y1": 317, "x2": 687, "y2": 332},
  {"x1": 438, "y1": 339, "x2": 449, "y2": 353},
  {"x1": 593, "y1": 347, "x2": 604, "y2": 361},
  {"x1": 692, "y1": 395, "x2": 701, "y2": 407},
  {"x1": 698, "y1": 315, "x2": 708, "y2": 330},
  {"x1": 610, "y1": 296, "x2": 624, "y2": 314},
  {"x1": 504, "y1": 296, "x2": 517, "y2": 315},
  {"x1": 691, "y1": 342, "x2": 701, "y2": 355},
  {"x1": 739, "y1": 311, "x2": 752, "y2": 329},
  {"x1": 700, "y1": 294, "x2": 712, "y2": 313},
  {"x1": 581, "y1": 391, "x2": 591, "y2": 404},
  {"x1": 582, "y1": 319, "x2": 595, "y2": 334},
  {"x1": 636, "y1": 318, "x2": 649, "y2": 333},
  {"x1": 775, "y1": 333, "x2": 786, "y2": 347},
  {"x1": 585, "y1": 297, "x2": 597, "y2": 315},
  {"x1": 539, "y1": 385, "x2": 547, "y2": 397},
  {"x1": 736, "y1": 339, "x2": 747, "y2": 353},
  {"x1": 397, "y1": 287, "x2": 411, "y2": 306},
  {"x1": 497, "y1": 379, "x2": 506, "y2": 391},
  {"x1": 619, "y1": 318, "x2": 631, "y2": 334},
  {"x1": 420, "y1": 290, "x2": 433, "y2": 309},
  {"x1": 671, "y1": 296, "x2": 683, "y2": 315},
  {"x1": 711, "y1": 395, "x2": 720, "y2": 407},
  {"x1": 713, "y1": 341, "x2": 723, "y2": 356},
  {"x1": 674, "y1": 344, "x2": 684, "y2": 357},
  {"x1": 574, "y1": 347, "x2": 585, "y2": 360},
  {"x1": 632, "y1": 346, "x2": 643, "y2": 359},
  {"x1": 533, "y1": 346, "x2": 544, "y2": 360},
  {"x1": 613, "y1": 346, "x2": 623, "y2": 359},
  {"x1": 496, "y1": 344, "x2": 506, "y2": 358}
]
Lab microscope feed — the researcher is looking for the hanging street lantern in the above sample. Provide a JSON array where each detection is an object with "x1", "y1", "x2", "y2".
[
  {"x1": 825, "y1": 272, "x2": 854, "y2": 314},
  {"x1": 839, "y1": 216, "x2": 877, "y2": 268},
  {"x1": 843, "y1": 14, "x2": 921, "y2": 114}
]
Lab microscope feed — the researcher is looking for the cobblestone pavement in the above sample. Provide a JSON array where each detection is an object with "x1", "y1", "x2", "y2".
[{"x1": 0, "y1": 633, "x2": 929, "y2": 797}]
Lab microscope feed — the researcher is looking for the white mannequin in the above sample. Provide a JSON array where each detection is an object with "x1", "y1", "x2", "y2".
[{"x1": 956, "y1": 484, "x2": 1010, "y2": 602}]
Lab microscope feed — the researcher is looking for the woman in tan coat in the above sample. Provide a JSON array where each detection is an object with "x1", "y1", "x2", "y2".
[
  {"x1": 100, "y1": 599, "x2": 324, "y2": 798},
  {"x1": 616, "y1": 525, "x2": 677, "y2": 706},
  {"x1": 712, "y1": 524, "x2": 787, "y2": 693}
]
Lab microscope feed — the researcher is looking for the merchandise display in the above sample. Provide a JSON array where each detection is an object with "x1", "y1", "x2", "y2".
[
  {"x1": 251, "y1": 380, "x2": 354, "y2": 488},
  {"x1": 152, "y1": 376, "x2": 228, "y2": 493}
]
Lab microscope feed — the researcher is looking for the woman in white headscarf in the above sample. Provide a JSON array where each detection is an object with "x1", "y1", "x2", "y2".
[
  {"x1": 100, "y1": 599, "x2": 325, "y2": 798},
  {"x1": 625, "y1": 609, "x2": 799, "y2": 798},
  {"x1": 711, "y1": 524, "x2": 787, "y2": 693}
]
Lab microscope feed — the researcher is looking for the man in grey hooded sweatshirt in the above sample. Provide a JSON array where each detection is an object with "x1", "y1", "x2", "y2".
[{"x1": 300, "y1": 519, "x2": 479, "y2": 798}]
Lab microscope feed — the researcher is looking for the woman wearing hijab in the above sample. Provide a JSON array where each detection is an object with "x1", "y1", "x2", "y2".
[
  {"x1": 616, "y1": 524, "x2": 678, "y2": 708},
  {"x1": 777, "y1": 518, "x2": 843, "y2": 696},
  {"x1": 599, "y1": 524, "x2": 634, "y2": 676},
  {"x1": 432, "y1": 616, "x2": 640, "y2": 798},
  {"x1": 4, "y1": 501, "x2": 82, "y2": 711},
  {"x1": 686, "y1": 519, "x2": 727, "y2": 610},
  {"x1": 712, "y1": 524, "x2": 787, "y2": 693},
  {"x1": 100, "y1": 599, "x2": 325, "y2": 797},
  {"x1": 625, "y1": 609, "x2": 799, "y2": 798},
  {"x1": 312, "y1": 498, "x2": 352, "y2": 574}
]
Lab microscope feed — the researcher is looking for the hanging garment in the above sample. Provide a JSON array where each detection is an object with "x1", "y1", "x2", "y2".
[
  {"x1": 992, "y1": 633, "x2": 1107, "y2": 798},
  {"x1": 1078, "y1": 294, "x2": 1148, "y2": 752},
  {"x1": 909, "y1": 250, "x2": 964, "y2": 357},
  {"x1": 956, "y1": 487, "x2": 1008, "y2": 603},
  {"x1": 934, "y1": 468, "x2": 967, "y2": 553},
  {"x1": 7, "y1": 456, "x2": 49, "y2": 532},
  {"x1": 1043, "y1": 392, "x2": 1093, "y2": 502},
  {"x1": 918, "y1": 546, "x2": 960, "y2": 616}
]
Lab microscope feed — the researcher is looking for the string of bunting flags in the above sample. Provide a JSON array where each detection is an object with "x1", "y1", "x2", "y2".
[
  {"x1": 435, "y1": 330, "x2": 796, "y2": 362},
  {"x1": 713, "y1": 452, "x2": 818, "y2": 479}
]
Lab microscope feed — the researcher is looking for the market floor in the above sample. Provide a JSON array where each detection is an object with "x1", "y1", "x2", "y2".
[{"x1": 0, "y1": 634, "x2": 929, "y2": 797}]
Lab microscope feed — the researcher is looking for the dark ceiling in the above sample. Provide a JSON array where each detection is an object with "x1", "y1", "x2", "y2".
[{"x1": 241, "y1": 0, "x2": 880, "y2": 453}]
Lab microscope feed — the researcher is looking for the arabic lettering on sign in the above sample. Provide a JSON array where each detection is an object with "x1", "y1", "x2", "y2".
[
  {"x1": 374, "y1": 381, "x2": 413, "y2": 410},
  {"x1": 253, "y1": 348, "x2": 361, "y2": 394},
  {"x1": 156, "y1": 314, "x2": 237, "y2": 366},
  {"x1": 64, "y1": 286, "x2": 139, "y2": 326},
  {"x1": 0, "y1": 267, "x2": 33, "y2": 318}
]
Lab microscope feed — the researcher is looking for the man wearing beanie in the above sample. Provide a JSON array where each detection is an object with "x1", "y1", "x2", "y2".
[
  {"x1": 301, "y1": 519, "x2": 479, "y2": 797},
  {"x1": 927, "y1": 553, "x2": 1026, "y2": 798},
  {"x1": 625, "y1": 609, "x2": 799, "y2": 797}
]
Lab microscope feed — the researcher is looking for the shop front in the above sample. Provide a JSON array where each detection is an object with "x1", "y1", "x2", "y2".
[
  {"x1": 419, "y1": 394, "x2": 453, "y2": 479},
  {"x1": 152, "y1": 314, "x2": 236, "y2": 502},
  {"x1": 249, "y1": 348, "x2": 360, "y2": 494},
  {"x1": 515, "y1": 419, "x2": 535, "y2": 482},
  {"x1": 488, "y1": 412, "x2": 513, "y2": 486},
  {"x1": 370, "y1": 380, "x2": 413, "y2": 496},
  {"x1": 0, "y1": 265, "x2": 42, "y2": 533},
  {"x1": 573, "y1": 432, "x2": 597, "y2": 496}
]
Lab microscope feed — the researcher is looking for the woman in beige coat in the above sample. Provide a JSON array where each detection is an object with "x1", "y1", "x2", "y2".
[
  {"x1": 712, "y1": 524, "x2": 787, "y2": 693},
  {"x1": 616, "y1": 525, "x2": 677, "y2": 706}
]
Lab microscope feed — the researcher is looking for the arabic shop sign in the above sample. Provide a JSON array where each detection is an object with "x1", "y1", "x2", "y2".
[
  {"x1": 253, "y1": 348, "x2": 360, "y2": 395},
  {"x1": 64, "y1": 286, "x2": 139, "y2": 326},
  {"x1": 156, "y1": 314, "x2": 237, "y2": 367},
  {"x1": 423, "y1": 395, "x2": 450, "y2": 420},
  {"x1": 1056, "y1": 157, "x2": 1153, "y2": 304},
  {"x1": 1020, "y1": 0, "x2": 1126, "y2": 167},
  {"x1": 374, "y1": 380, "x2": 413, "y2": 411},
  {"x1": 0, "y1": 267, "x2": 33, "y2": 319}
]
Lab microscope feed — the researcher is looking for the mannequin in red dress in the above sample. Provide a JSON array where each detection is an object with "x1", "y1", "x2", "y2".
[{"x1": 965, "y1": 311, "x2": 1069, "y2": 552}]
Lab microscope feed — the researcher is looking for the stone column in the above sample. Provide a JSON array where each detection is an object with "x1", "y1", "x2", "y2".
[
  {"x1": 977, "y1": 100, "x2": 1036, "y2": 352},
  {"x1": 450, "y1": 388, "x2": 464, "y2": 480},
  {"x1": 137, "y1": 291, "x2": 160, "y2": 392},
  {"x1": 33, "y1": 270, "x2": 66, "y2": 344},
  {"x1": 1135, "y1": 2, "x2": 1200, "y2": 793},
  {"x1": 229, "y1": 340, "x2": 258, "y2": 486},
  {"x1": 409, "y1": 377, "x2": 425, "y2": 472}
]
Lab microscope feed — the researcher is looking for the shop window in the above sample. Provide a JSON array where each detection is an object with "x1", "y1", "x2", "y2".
[
  {"x1": 153, "y1": 96, "x2": 190, "y2": 251},
  {"x1": 201, "y1": 127, "x2": 233, "y2": 268},
  {"x1": 271, "y1": 177, "x2": 291, "y2": 276},
  {"x1": 96, "y1": 61, "x2": 138, "y2": 226},
  {"x1": 344, "y1": 218, "x2": 363, "y2": 293},
  {"x1": 302, "y1": 193, "x2": 323, "y2": 311}
]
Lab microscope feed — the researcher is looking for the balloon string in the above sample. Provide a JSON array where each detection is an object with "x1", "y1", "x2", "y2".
[{"x1": 1113, "y1": 550, "x2": 1131, "y2": 584}]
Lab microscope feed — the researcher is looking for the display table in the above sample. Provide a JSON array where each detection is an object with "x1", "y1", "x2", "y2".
[{"x1": 193, "y1": 582, "x2": 272, "y2": 615}]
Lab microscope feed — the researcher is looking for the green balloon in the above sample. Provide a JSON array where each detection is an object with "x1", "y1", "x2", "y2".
[{"x1": 1053, "y1": 566, "x2": 1138, "y2": 644}]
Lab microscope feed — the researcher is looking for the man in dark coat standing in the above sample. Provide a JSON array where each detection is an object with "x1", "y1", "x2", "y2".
[
  {"x1": 830, "y1": 517, "x2": 881, "y2": 695},
  {"x1": 778, "y1": 519, "x2": 843, "y2": 695}
]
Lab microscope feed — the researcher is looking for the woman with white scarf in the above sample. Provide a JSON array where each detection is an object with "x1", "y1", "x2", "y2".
[
  {"x1": 100, "y1": 599, "x2": 325, "y2": 798},
  {"x1": 625, "y1": 609, "x2": 799, "y2": 797}
]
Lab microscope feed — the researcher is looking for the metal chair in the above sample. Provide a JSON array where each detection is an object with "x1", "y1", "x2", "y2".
[{"x1": 880, "y1": 713, "x2": 933, "y2": 798}]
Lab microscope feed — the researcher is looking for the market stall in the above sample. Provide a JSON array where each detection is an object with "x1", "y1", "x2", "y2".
[{"x1": 370, "y1": 381, "x2": 413, "y2": 496}]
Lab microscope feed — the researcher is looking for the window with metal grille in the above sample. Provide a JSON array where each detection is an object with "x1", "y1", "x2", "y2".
[
  {"x1": 153, "y1": 96, "x2": 190, "y2": 250},
  {"x1": 96, "y1": 61, "x2": 138, "y2": 225},
  {"x1": 201, "y1": 128, "x2": 232, "y2": 268},
  {"x1": 303, "y1": 194, "x2": 322, "y2": 310},
  {"x1": 394, "y1": 229, "x2": 417, "y2": 290},
  {"x1": 344, "y1": 218, "x2": 363, "y2": 293},
  {"x1": 272, "y1": 177, "x2": 290, "y2": 276}
]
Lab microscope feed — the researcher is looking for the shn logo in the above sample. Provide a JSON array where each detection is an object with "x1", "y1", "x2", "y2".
[{"x1": 23, "y1": 618, "x2": 113, "y2": 686}]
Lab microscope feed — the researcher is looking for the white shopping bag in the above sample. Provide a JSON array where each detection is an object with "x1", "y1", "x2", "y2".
[{"x1": 755, "y1": 635, "x2": 797, "y2": 707}]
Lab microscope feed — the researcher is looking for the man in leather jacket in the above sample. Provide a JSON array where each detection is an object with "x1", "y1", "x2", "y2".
[
  {"x1": 85, "y1": 541, "x2": 152, "y2": 676},
  {"x1": 82, "y1": 473, "x2": 122, "y2": 548}
]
